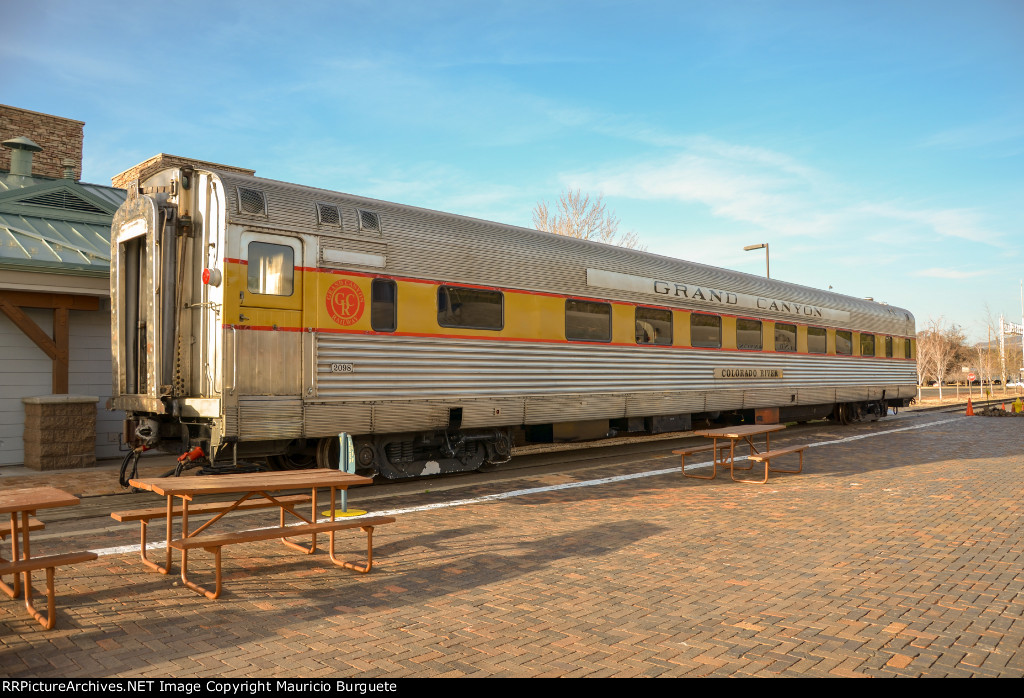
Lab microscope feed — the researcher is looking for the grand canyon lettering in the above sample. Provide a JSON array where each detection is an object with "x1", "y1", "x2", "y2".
[{"x1": 587, "y1": 269, "x2": 849, "y2": 322}]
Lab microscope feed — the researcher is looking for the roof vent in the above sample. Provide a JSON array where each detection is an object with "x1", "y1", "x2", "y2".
[
  {"x1": 237, "y1": 186, "x2": 267, "y2": 215},
  {"x1": 317, "y1": 202, "x2": 341, "y2": 226},
  {"x1": 3, "y1": 136, "x2": 43, "y2": 177},
  {"x1": 61, "y1": 158, "x2": 77, "y2": 180},
  {"x1": 358, "y1": 209, "x2": 381, "y2": 234},
  {"x1": 21, "y1": 190, "x2": 106, "y2": 214}
]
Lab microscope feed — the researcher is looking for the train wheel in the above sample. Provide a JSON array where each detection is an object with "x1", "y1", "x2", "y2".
[
  {"x1": 353, "y1": 438, "x2": 379, "y2": 477},
  {"x1": 268, "y1": 439, "x2": 317, "y2": 470},
  {"x1": 482, "y1": 430, "x2": 512, "y2": 468},
  {"x1": 315, "y1": 437, "x2": 339, "y2": 470}
]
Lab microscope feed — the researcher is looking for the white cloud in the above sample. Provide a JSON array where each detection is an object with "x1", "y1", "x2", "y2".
[{"x1": 563, "y1": 138, "x2": 1005, "y2": 251}]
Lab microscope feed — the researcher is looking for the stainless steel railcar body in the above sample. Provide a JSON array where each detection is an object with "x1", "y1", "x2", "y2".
[{"x1": 110, "y1": 164, "x2": 918, "y2": 478}]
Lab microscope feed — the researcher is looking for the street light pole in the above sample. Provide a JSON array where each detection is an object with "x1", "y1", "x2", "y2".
[{"x1": 743, "y1": 243, "x2": 769, "y2": 278}]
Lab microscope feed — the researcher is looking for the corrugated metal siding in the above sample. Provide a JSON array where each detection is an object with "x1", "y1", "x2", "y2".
[
  {"x1": 798, "y1": 387, "x2": 836, "y2": 404},
  {"x1": 742, "y1": 388, "x2": 796, "y2": 410},
  {"x1": 304, "y1": 402, "x2": 373, "y2": 435},
  {"x1": 224, "y1": 404, "x2": 238, "y2": 437},
  {"x1": 238, "y1": 396, "x2": 302, "y2": 440},
  {"x1": 372, "y1": 402, "x2": 449, "y2": 433},
  {"x1": 461, "y1": 398, "x2": 526, "y2": 428},
  {"x1": 525, "y1": 394, "x2": 627, "y2": 423},
  {"x1": 306, "y1": 333, "x2": 918, "y2": 433},
  {"x1": 625, "y1": 391, "x2": 705, "y2": 417},
  {"x1": 837, "y1": 387, "x2": 869, "y2": 402},
  {"x1": 705, "y1": 390, "x2": 746, "y2": 411},
  {"x1": 316, "y1": 335, "x2": 918, "y2": 400}
]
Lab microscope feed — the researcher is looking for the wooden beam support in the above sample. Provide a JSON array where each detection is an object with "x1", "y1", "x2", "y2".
[
  {"x1": 0, "y1": 291, "x2": 99, "y2": 395},
  {"x1": 0, "y1": 296, "x2": 58, "y2": 360},
  {"x1": 0, "y1": 290, "x2": 100, "y2": 311},
  {"x1": 53, "y1": 306, "x2": 69, "y2": 393}
]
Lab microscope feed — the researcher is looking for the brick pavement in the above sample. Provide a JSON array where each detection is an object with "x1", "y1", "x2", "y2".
[{"x1": 0, "y1": 412, "x2": 1022, "y2": 677}]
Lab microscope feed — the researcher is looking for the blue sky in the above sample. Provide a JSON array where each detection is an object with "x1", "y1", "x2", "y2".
[{"x1": 4, "y1": 0, "x2": 1022, "y2": 341}]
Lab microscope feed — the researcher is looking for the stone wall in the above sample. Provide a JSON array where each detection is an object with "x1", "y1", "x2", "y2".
[
  {"x1": 22, "y1": 395, "x2": 99, "y2": 470},
  {"x1": 0, "y1": 104, "x2": 84, "y2": 180}
]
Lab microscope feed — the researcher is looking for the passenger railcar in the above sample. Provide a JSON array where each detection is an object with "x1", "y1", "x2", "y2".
[{"x1": 109, "y1": 163, "x2": 917, "y2": 478}]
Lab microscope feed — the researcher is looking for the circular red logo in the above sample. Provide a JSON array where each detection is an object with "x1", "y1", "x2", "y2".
[{"x1": 326, "y1": 279, "x2": 365, "y2": 326}]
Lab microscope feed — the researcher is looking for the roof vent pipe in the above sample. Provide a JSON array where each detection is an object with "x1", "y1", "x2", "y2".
[
  {"x1": 2, "y1": 136, "x2": 43, "y2": 177},
  {"x1": 61, "y1": 158, "x2": 77, "y2": 180}
]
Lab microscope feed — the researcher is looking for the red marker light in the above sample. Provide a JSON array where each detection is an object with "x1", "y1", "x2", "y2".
[{"x1": 202, "y1": 268, "x2": 222, "y2": 286}]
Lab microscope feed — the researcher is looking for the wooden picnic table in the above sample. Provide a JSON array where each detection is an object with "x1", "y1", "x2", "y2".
[
  {"x1": 128, "y1": 469, "x2": 392, "y2": 599},
  {"x1": 0, "y1": 486, "x2": 97, "y2": 629},
  {"x1": 691, "y1": 424, "x2": 788, "y2": 483}
]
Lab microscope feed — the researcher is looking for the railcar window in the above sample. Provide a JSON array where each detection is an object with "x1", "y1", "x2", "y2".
[
  {"x1": 774, "y1": 323, "x2": 797, "y2": 352},
  {"x1": 860, "y1": 333, "x2": 875, "y2": 357},
  {"x1": 437, "y1": 286, "x2": 503, "y2": 330},
  {"x1": 905, "y1": 338, "x2": 912, "y2": 359},
  {"x1": 836, "y1": 330, "x2": 853, "y2": 355},
  {"x1": 371, "y1": 279, "x2": 397, "y2": 332},
  {"x1": 691, "y1": 313, "x2": 721, "y2": 348},
  {"x1": 885, "y1": 336, "x2": 893, "y2": 358},
  {"x1": 566, "y1": 300, "x2": 611, "y2": 342},
  {"x1": 247, "y1": 242, "x2": 294, "y2": 296},
  {"x1": 736, "y1": 319, "x2": 763, "y2": 351},
  {"x1": 635, "y1": 307, "x2": 672, "y2": 345},
  {"x1": 808, "y1": 326, "x2": 827, "y2": 354}
]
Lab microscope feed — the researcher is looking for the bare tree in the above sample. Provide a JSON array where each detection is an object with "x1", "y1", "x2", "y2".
[
  {"x1": 917, "y1": 318, "x2": 966, "y2": 400},
  {"x1": 915, "y1": 327, "x2": 936, "y2": 400},
  {"x1": 973, "y1": 341, "x2": 999, "y2": 394},
  {"x1": 533, "y1": 189, "x2": 644, "y2": 250},
  {"x1": 980, "y1": 305, "x2": 1002, "y2": 392}
]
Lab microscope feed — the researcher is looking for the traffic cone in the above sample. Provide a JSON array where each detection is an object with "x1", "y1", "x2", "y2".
[{"x1": 966, "y1": 398, "x2": 974, "y2": 416}]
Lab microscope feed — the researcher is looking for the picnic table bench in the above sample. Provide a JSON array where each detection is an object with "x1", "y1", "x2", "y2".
[
  {"x1": 128, "y1": 469, "x2": 391, "y2": 599},
  {"x1": 672, "y1": 442, "x2": 734, "y2": 479},
  {"x1": 168, "y1": 515, "x2": 395, "y2": 599},
  {"x1": 111, "y1": 493, "x2": 313, "y2": 574},
  {"x1": 1, "y1": 517, "x2": 45, "y2": 539},
  {"x1": 0, "y1": 487, "x2": 98, "y2": 629},
  {"x1": 746, "y1": 444, "x2": 808, "y2": 484}
]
